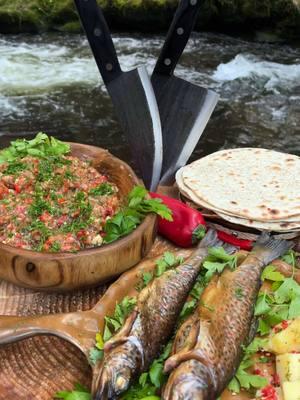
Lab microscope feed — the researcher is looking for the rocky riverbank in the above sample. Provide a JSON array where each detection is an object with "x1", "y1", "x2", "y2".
[{"x1": 0, "y1": 0, "x2": 299, "y2": 40}]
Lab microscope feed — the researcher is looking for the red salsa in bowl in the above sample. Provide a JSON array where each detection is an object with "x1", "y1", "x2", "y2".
[{"x1": 0, "y1": 154, "x2": 120, "y2": 252}]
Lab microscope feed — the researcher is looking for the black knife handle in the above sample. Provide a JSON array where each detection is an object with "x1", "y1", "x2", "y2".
[
  {"x1": 74, "y1": 0, "x2": 122, "y2": 84},
  {"x1": 153, "y1": 0, "x2": 202, "y2": 76}
]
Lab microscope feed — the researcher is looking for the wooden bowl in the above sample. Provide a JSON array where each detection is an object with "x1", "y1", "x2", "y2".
[{"x1": 0, "y1": 143, "x2": 157, "y2": 292}]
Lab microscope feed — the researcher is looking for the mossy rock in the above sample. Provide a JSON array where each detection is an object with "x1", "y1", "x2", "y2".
[{"x1": 0, "y1": 0, "x2": 299, "y2": 39}]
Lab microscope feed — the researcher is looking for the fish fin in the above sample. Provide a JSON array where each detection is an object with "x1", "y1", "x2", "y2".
[
  {"x1": 104, "y1": 311, "x2": 137, "y2": 352},
  {"x1": 198, "y1": 229, "x2": 220, "y2": 249},
  {"x1": 164, "y1": 348, "x2": 211, "y2": 374},
  {"x1": 164, "y1": 320, "x2": 200, "y2": 373},
  {"x1": 253, "y1": 232, "x2": 292, "y2": 265},
  {"x1": 172, "y1": 316, "x2": 199, "y2": 354}
]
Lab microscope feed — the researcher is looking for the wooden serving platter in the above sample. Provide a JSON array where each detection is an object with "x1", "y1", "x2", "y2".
[{"x1": 0, "y1": 238, "x2": 181, "y2": 400}]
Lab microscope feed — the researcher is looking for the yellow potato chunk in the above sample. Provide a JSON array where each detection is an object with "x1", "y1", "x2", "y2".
[
  {"x1": 282, "y1": 381, "x2": 300, "y2": 400},
  {"x1": 276, "y1": 354, "x2": 300, "y2": 383},
  {"x1": 267, "y1": 319, "x2": 300, "y2": 354}
]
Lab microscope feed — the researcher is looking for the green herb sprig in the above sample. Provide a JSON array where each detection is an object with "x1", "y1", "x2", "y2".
[
  {"x1": 255, "y1": 264, "x2": 300, "y2": 336},
  {"x1": 103, "y1": 186, "x2": 172, "y2": 244},
  {"x1": 0, "y1": 132, "x2": 70, "y2": 163},
  {"x1": 88, "y1": 296, "x2": 137, "y2": 365},
  {"x1": 55, "y1": 383, "x2": 91, "y2": 400},
  {"x1": 228, "y1": 338, "x2": 268, "y2": 393}
]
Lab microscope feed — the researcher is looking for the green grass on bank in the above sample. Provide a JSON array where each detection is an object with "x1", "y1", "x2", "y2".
[{"x1": 0, "y1": 0, "x2": 299, "y2": 40}]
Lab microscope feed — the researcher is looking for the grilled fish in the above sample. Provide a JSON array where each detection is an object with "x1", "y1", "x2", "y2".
[
  {"x1": 93, "y1": 230, "x2": 221, "y2": 399},
  {"x1": 162, "y1": 233, "x2": 291, "y2": 400}
]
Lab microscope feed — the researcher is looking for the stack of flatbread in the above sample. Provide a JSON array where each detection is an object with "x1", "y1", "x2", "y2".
[{"x1": 176, "y1": 148, "x2": 300, "y2": 233}]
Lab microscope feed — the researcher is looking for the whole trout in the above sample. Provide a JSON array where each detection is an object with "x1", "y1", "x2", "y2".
[
  {"x1": 163, "y1": 233, "x2": 291, "y2": 400},
  {"x1": 93, "y1": 230, "x2": 221, "y2": 399}
]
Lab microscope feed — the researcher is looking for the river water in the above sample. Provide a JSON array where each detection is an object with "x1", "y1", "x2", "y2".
[{"x1": 0, "y1": 32, "x2": 299, "y2": 170}]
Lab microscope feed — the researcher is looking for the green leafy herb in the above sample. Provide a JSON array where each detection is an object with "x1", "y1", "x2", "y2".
[
  {"x1": 50, "y1": 241, "x2": 61, "y2": 252},
  {"x1": 155, "y1": 252, "x2": 183, "y2": 278},
  {"x1": 255, "y1": 264, "x2": 300, "y2": 335},
  {"x1": 55, "y1": 383, "x2": 91, "y2": 400},
  {"x1": 89, "y1": 297, "x2": 137, "y2": 365},
  {"x1": 3, "y1": 160, "x2": 28, "y2": 175},
  {"x1": 261, "y1": 265, "x2": 285, "y2": 282},
  {"x1": 28, "y1": 195, "x2": 54, "y2": 218},
  {"x1": 228, "y1": 338, "x2": 268, "y2": 393},
  {"x1": 0, "y1": 132, "x2": 70, "y2": 163},
  {"x1": 281, "y1": 249, "x2": 298, "y2": 268},
  {"x1": 127, "y1": 186, "x2": 172, "y2": 221},
  {"x1": 89, "y1": 333, "x2": 104, "y2": 365},
  {"x1": 121, "y1": 342, "x2": 172, "y2": 399},
  {"x1": 103, "y1": 186, "x2": 172, "y2": 244},
  {"x1": 202, "y1": 247, "x2": 237, "y2": 281},
  {"x1": 89, "y1": 183, "x2": 114, "y2": 196}
]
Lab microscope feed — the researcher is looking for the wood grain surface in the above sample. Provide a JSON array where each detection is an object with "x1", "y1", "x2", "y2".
[
  {"x1": 0, "y1": 234, "x2": 297, "y2": 399},
  {"x1": 0, "y1": 239, "x2": 177, "y2": 400}
]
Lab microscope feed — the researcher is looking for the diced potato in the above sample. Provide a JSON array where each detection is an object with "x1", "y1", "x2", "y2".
[
  {"x1": 276, "y1": 354, "x2": 300, "y2": 383},
  {"x1": 276, "y1": 387, "x2": 284, "y2": 400},
  {"x1": 267, "y1": 319, "x2": 300, "y2": 354},
  {"x1": 282, "y1": 381, "x2": 300, "y2": 400}
]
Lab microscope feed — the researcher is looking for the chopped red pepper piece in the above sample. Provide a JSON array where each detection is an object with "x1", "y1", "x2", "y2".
[
  {"x1": 14, "y1": 183, "x2": 21, "y2": 194},
  {"x1": 261, "y1": 385, "x2": 277, "y2": 400},
  {"x1": 150, "y1": 192, "x2": 253, "y2": 250}
]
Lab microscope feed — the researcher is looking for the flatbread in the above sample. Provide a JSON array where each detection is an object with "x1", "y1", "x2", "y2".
[
  {"x1": 178, "y1": 148, "x2": 300, "y2": 222},
  {"x1": 215, "y1": 210, "x2": 300, "y2": 232},
  {"x1": 176, "y1": 166, "x2": 300, "y2": 224}
]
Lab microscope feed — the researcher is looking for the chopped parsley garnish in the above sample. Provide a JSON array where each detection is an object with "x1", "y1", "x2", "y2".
[
  {"x1": 89, "y1": 183, "x2": 114, "y2": 196},
  {"x1": 3, "y1": 160, "x2": 28, "y2": 175}
]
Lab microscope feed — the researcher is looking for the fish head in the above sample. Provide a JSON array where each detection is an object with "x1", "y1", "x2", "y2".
[
  {"x1": 163, "y1": 359, "x2": 213, "y2": 400},
  {"x1": 92, "y1": 340, "x2": 143, "y2": 399}
]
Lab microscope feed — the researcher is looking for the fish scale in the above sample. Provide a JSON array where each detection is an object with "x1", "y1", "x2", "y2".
[
  {"x1": 163, "y1": 234, "x2": 291, "y2": 400},
  {"x1": 93, "y1": 230, "x2": 220, "y2": 399}
]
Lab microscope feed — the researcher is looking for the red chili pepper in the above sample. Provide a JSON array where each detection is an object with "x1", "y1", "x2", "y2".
[
  {"x1": 150, "y1": 192, "x2": 206, "y2": 247},
  {"x1": 150, "y1": 192, "x2": 253, "y2": 250},
  {"x1": 216, "y1": 230, "x2": 253, "y2": 251}
]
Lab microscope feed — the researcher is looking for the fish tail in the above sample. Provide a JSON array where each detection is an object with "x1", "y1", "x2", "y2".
[
  {"x1": 253, "y1": 232, "x2": 292, "y2": 265},
  {"x1": 198, "y1": 229, "x2": 220, "y2": 249}
]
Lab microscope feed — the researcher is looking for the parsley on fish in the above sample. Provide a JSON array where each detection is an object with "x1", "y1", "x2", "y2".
[
  {"x1": 121, "y1": 342, "x2": 172, "y2": 399},
  {"x1": 88, "y1": 296, "x2": 137, "y2": 365}
]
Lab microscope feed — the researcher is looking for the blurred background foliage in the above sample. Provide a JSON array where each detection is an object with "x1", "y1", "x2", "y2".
[{"x1": 0, "y1": 0, "x2": 299, "y2": 39}]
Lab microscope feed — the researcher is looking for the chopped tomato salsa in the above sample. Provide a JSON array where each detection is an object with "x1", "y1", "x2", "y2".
[{"x1": 0, "y1": 155, "x2": 120, "y2": 252}]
